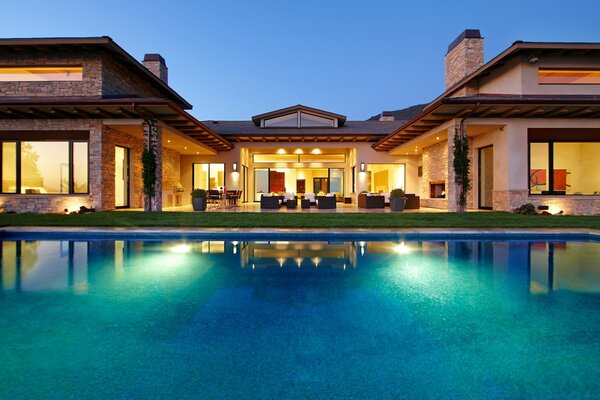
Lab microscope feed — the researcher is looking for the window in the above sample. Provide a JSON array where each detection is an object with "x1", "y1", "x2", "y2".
[
  {"x1": 192, "y1": 163, "x2": 225, "y2": 190},
  {"x1": 261, "y1": 111, "x2": 336, "y2": 127},
  {"x1": 529, "y1": 141, "x2": 600, "y2": 195},
  {"x1": 300, "y1": 112, "x2": 335, "y2": 127},
  {"x1": 263, "y1": 113, "x2": 298, "y2": 127},
  {"x1": 1, "y1": 140, "x2": 88, "y2": 194},
  {"x1": 0, "y1": 67, "x2": 83, "y2": 82},
  {"x1": 366, "y1": 164, "x2": 406, "y2": 193},
  {"x1": 538, "y1": 69, "x2": 600, "y2": 85}
]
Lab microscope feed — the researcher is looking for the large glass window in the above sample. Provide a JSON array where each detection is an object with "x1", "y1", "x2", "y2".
[
  {"x1": 366, "y1": 164, "x2": 406, "y2": 193},
  {"x1": 192, "y1": 163, "x2": 225, "y2": 190},
  {"x1": 538, "y1": 69, "x2": 600, "y2": 85},
  {"x1": 2, "y1": 142, "x2": 17, "y2": 193},
  {"x1": 529, "y1": 142, "x2": 600, "y2": 195},
  {"x1": 1, "y1": 140, "x2": 88, "y2": 195},
  {"x1": 0, "y1": 67, "x2": 83, "y2": 82},
  {"x1": 254, "y1": 168, "x2": 269, "y2": 201},
  {"x1": 262, "y1": 111, "x2": 337, "y2": 128}
]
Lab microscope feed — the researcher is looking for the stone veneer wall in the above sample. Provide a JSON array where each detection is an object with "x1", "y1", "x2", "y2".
[
  {"x1": 0, "y1": 49, "x2": 102, "y2": 97},
  {"x1": 0, "y1": 119, "x2": 102, "y2": 213},
  {"x1": 162, "y1": 147, "x2": 181, "y2": 189},
  {"x1": 101, "y1": 54, "x2": 167, "y2": 99},
  {"x1": 493, "y1": 190, "x2": 600, "y2": 215},
  {"x1": 445, "y1": 38, "x2": 483, "y2": 91}
]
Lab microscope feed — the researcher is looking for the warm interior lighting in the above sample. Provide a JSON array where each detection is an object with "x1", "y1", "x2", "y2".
[
  {"x1": 232, "y1": 162, "x2": 238, "y2": 172},
  {"x1": 539, "y1": 69, "x2": 600, "y2": 85},
  {"x1": 167, "y1": 140, "x2": 171, "y2": 143},
  {"x1": 171, "y1": 244, "x2": 192, "y2": 253},
  {"x1": 0, "y1": 66, "x2": 83, "y2": 81},
  {"x1": 277, "y1": 148, "x2": 286, "y2": 154},
  {"x1": 436, "y1": 136, "x2": 440, "y2": 140},
  {"x1": 395, "y1": 242, "x2": 410, "y2": 254},
  {"x1": 360, "y1": 162, "x2": 366, "y2": 172},
  {"x1": 311, "y1": 148, "x2": 322, "y2": 154},
  {"x1": 294, "y1": 149, "x2": 304, "y2": 155}
]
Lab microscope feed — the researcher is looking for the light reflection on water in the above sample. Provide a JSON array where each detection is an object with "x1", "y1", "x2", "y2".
[{"x1": 0, "y1": 238, "x2": 600, "y2": 398}]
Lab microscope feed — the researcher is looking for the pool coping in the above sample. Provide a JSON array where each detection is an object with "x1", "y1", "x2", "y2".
[{"x1": 1, "y1": 226, "x2": 599, "y2": 241}]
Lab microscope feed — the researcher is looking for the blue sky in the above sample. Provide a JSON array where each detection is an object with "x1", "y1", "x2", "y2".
[{"x1": 1, "y1": 0, "x2": 599, "y2": 120}]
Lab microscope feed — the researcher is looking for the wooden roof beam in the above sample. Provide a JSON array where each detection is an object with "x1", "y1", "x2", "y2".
[
  {"x1": 520, "y1": 107, "x2": 545, "y2": 118},
  {"x1": 499, "y1": 106, "x2": 521, "y2": 118}
]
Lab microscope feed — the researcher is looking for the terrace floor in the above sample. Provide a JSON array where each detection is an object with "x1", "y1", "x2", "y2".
[{"x1": 156, "y1": 202, "x2": 450, "y2": 213}]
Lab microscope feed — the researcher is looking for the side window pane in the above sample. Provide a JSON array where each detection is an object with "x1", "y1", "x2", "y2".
[
  {"x1": 21, "y1": 142, "x2": 69, "y2": 194},
  {"x1": 553, "y1": 143, "x2": 600, "y2": 195},
  {"x1": 263, "y1": 113, "x2": 298, "y2": 127},
  {"x1": 529, "y1": 143, "x2": 549, "y2": 194},
  {"x1": 73, "y1": 142, "x2": 88, "y2": 193},
  {"x1": 300, "y1": 112, "x2": 334, "y2": 127},
  {"x1": 2, "y1": 142, "x2": 17, "y2": 193}
]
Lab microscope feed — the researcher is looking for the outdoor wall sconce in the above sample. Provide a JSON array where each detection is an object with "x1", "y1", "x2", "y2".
[
  {"x1": 232, "y1": 162, "x2": 238, "y2": 172},
  {"x1": 360, "y1": 162, "x2": 366, "y2": 172}
]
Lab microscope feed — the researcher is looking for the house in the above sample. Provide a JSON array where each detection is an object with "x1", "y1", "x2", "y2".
[{"x1": 0, "y1": 30, "x2": 599, "y2": 214}]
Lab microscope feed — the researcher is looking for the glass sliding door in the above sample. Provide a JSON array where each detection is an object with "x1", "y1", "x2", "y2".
[
  {"x1": 329, "y1": 168, "x2": 344, "y2": 196},
  {"x1": 242, "y1": 165, "x2": 248, "y2": 203},
  {"x1": 478, "y1": 146, "x2": 493, "y2": 209},
  {"x1": 115, "y1": 146, "x2": 129, "y2": 208},
  {"x1": 254, "y1": 168, "x2": 269, "y2": 201}
]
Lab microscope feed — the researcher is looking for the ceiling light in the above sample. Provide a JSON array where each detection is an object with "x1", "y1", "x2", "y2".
[
  {"x1": 294, "y1": 149, "x2": 304, "y2": 155},
  {"x1": 167, "y1": 140, "x2": 171, "y2": 143},
  {"x1": 184, "y1": 146, "x2": 187, "y2": 150},
  {"x1": 311, "y1": 148, "x2": 322, "y2": 155},
  {"x1": 277, "y1": 149, "x2": 286, "y2": 154}
]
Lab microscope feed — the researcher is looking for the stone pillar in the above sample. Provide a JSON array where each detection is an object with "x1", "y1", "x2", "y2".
[
  {"x1": 447, "y1": 122, "x2": 459, "y2": 212},
  {"x1": 142, "y1": 119, "x2": 162, "y2": 211}
]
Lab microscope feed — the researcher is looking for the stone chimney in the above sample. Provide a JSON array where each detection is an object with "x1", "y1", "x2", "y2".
[
  {"x1": 379, "y1": 112, "x2": 395, "y2": 122},
  {"x1": 444, "y1": 29, "x2": 483, "y2": 89},
  {"x1": 143, "y1": 53, "x2": 168, "y2": 84}
]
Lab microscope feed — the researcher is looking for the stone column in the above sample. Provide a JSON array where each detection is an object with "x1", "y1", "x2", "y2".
[
  {"x1": 447, "y1": 121, "x2": 459, "y2": 212},
  {"x1": 142, "y1": 119, "x2": 162, "y2": 211}
]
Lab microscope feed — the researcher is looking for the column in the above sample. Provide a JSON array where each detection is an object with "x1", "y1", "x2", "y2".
[{"x1": 142, "y1": 119, "x2": 163, "y2": 211}]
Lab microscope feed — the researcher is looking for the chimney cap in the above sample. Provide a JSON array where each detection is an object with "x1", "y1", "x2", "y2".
[
  {"x1": 447, "y1": 29, "x2": 482, "y2": 54},
  {"x1": 143, "y1": 53, "x2": 166, "y2": 64}
]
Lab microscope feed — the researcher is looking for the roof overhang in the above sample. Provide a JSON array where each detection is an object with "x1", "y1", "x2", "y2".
[
  {"x1": 0, "y1": 97, "x2": 233, "y2": 152},
  {"x1": 224, "y1": 133, "x2": 382, "y2": 143},
  {"x1": 373, "y1": 95, "x2": 600, "y2": 152}
]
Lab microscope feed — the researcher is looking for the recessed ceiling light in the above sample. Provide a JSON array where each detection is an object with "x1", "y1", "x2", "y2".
[
  {"x1": 167, "y1": 140, "x2": 171, "y2": 143},
  {"x1": 184, "y1": 146, "x2": 187, "y2": 150},
  {"x1": 436, "y1": 137, "x2": 439, "y2": 140},
  {"x1": 196, "y1": 152, "x2": 199, "y2": 154}
]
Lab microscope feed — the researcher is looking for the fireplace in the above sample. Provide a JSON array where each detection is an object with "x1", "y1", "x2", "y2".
[{"x1": 429, "y1": 181, "x2": 446, "y2": 198}]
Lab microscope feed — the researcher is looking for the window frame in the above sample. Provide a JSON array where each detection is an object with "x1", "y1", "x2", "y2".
[
  {"x1": 0, "y1": 139, "x2": 89, "y2": 195},
  {"x1": 528, "y1": 138, "x2": 600, "y2": 196},
  {"x1": 191, "y1": 162, "x2": 226, "y2": 191},
  {"x1": 0, "y1": 66, "x2": 83, "y2": 82}
]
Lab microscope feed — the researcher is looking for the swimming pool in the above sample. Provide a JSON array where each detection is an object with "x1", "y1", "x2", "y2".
[{"x1": 1, "y1": 235, "x2": 599, "y2": 398}]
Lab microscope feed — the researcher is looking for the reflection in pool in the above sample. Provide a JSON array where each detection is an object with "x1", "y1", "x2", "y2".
[{"x1": 1, "y1": 238, "x2": 599, "y2": 398}]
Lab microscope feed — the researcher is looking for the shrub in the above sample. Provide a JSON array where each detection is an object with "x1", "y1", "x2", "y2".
[
  {"x1": 191, "y1": 189, "x2": 207, "y2": 199},
  {"x1": 390, "y1": 188, "x2": 406, "y2": 199},
  {"x1": 514, "y1": 203, "x2": 537, "y2": 215}
]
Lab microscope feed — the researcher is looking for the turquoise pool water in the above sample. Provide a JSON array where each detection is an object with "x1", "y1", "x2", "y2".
[{"x1": 1, "y1": 236, "x2": 599, "y2": 399}]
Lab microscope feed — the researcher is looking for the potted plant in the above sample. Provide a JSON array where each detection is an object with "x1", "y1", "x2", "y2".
[
  {"x1": 191, "y1": 188, "x2": 207, "y2": 211},
  {"x1": 389, "y1": 188, "x2": 407, "y2": 211}
]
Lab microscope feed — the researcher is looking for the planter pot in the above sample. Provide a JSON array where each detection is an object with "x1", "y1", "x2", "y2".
[
  {"x1": 192, "y1": 197, "x2": 206, "y2": 211},
  {"x1": 390, "y1": 197, "x2": 407, "y2": 212}
]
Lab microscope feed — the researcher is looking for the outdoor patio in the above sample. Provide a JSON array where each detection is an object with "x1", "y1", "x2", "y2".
[{"x1": 157, "y1": 203, "x2": 450, "y2": 213}]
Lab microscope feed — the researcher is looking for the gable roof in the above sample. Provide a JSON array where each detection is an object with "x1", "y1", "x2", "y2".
[
  {"x1": 373, "y1": 41, "x2": 600, "y2": 151},
  {"x1": 0, "y1": 36, "x2": 192, "y2": 109},
  {"x1": 367, "y1": 104, "x2": 427, "y2": 122},
  {"x1": 203, "y1": 120, "x2": 404, "y2": 143},
  {"x1": 251, "y1": 104, "x2": 347, "y2": 126}
]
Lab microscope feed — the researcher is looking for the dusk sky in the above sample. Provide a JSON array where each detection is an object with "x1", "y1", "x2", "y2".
[{"x1": 1, "y1": 0, "x2": 599, "y2": 120}]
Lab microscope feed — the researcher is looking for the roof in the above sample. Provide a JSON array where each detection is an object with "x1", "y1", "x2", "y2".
[
  {"x1": 251, "y1": 104, "x2": 347, "y2": 126},
  {"x1": 367, "y1": 104, "x2": 427, "y2": 122},
  {"x1": 203, "y1": 120, "x2": 405, "y2": 143},
  {"x1": 0, "y1": 36, "x2": 191, "y2": 109},
  {"x1": 0, "y1": 97, "x2": 233, "y2": 151},
  {"x1": 373, "y1": 41, "x2": 600, "y2": 151}
]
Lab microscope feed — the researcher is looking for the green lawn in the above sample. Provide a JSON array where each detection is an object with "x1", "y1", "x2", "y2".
[{"x1": 0, "y1": 211, "x2": 599, "y2": 229}]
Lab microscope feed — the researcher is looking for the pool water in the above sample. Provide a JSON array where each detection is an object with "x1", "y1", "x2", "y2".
[{"x1": 1, "y1": 237, "x2": 599, "y2": 399}]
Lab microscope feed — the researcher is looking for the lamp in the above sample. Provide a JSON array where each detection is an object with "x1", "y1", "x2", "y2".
[
  {"x1": 360, "y1": 162, "x2": 366, "y2": 172},
  {"x1": 232, "y1": 162, "x2": 238, "y2": 172}
]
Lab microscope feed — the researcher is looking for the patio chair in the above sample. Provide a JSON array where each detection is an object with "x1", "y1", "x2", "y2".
[
  {"x1": 316, "y1": 195, "x2": 336, "y2": 209},
  {"x1": 405, "y1": 194, "x2": 421, "y2": 209},
  {"x1": 260, "y1": 194, "x2": 280, "y2": 209},
  {"x1": 208, "y1": 190, "x2": 221, "y2": 205}
]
